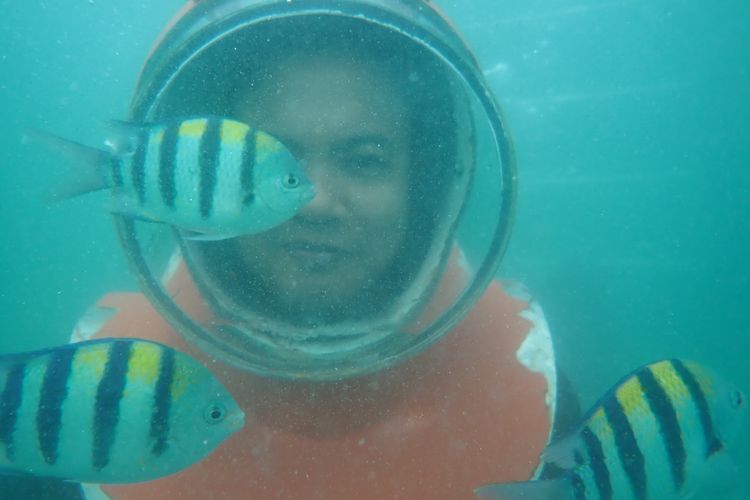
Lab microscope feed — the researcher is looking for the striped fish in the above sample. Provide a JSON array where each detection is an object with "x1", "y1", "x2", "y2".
[
  {"x1": 0, "y1": 338, "x2": 244, "y2": 483},
  {"x1": 476, "y1": 360, "x2": 745, "y2": 500},
  {"x1": 27, "y1": 116, "x2": 315, "y2": 239}
]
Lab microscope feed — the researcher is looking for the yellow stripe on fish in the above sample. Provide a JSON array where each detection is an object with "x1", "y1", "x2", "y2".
[
  {"x1": 220, "y1": 119, "x2": 250, "y2": 144},
  {"x1": 178, "y1": 118, "x2": 208, "y2": 138},
  {"x1": 587, "y1": 407, "x2": 615, "y2": 444},
  {"x1": 256, "y1": 129, "x2": 281, "y2": 153},
  {"x1": 684, "y1": 361, "x2": 717, "y2": 399},
  {"x1": 125, "y1": 340, "x2": 162, "y2": 386},
  {"x1": 151, "y1": 128, "x2": 165, "y2": 144},
  {"x1": 648, "y1": 360, "x2": 691, "y2": 406},
  {"x1": 614, "y1": 375, "x2": 650, "y2": 419},
  {"x1": 70, "y1": 341, "x2": 110, "y2": 381}
]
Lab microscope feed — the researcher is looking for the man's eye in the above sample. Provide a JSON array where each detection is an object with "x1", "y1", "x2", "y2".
[{"x1": 348, "y1": 155, "x2": 387, "y2": 174}]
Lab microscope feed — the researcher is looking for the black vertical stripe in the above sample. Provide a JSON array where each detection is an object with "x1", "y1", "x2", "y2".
[
  {"x1": 581, "y1": 426, "x2": 612, "y2": 500},
  {"x1": 637, "y1": 367, "x2": 686, "y2": 490},
  {"x1": 150, "y1": 347, "x2": 175, "y2": 457},
  {"x1": 240, "y1": 128, "x2": 256, "y2": 205},
  {"x1": 603, "y1": 396, "x2": 647, "y2": 500},
  {"x1": 159, "y1": 123, "x2": 179, "y2": 209},
  {"x1": 92, "y1": 341, "x2": 133, "y2": 470},
  {"x1": 131, "y1": 130, "x2": 148, "y2": 203},
  {"x1": 37, "y1": 347, "x2": 76, "y2": 465},
  {"x1": 199, "y1": 118, "x2": 222, "y2": 219},
  {"x1": 110, "y1": 157, "x2": 124, "y2": 188},
  {"x1": 0, "y1": 364, "x2": 26, "y2": 461},
  {"x1": 569, "y1": 470, "x2": 588, "y2": 500},
  {"x1": 670, "y1": 359, "x2": 723, "y2": 457}
]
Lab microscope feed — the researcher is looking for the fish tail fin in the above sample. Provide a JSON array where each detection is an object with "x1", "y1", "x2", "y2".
[
  {"x1": 474, "y1": 478, "x2": 576, "y2": 500},
  {"x1": 23, "y1": 128, "x2": 113, "y2": 203}
]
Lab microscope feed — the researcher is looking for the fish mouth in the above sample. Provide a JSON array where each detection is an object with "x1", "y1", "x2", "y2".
[
  {"x1": 227, "y1": 410, "x2": 245, "y2": 433},
  {"x1": 282, "y1": 184, "x2": 315, "y2": 207},
  {"x1": 298, "y1": 185, "x2": 316, "y2": 203}
]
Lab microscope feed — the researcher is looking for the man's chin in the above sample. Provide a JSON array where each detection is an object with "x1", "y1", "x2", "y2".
[{"x1": 273, "y1": 287, "x2": 361, "y2": 319}]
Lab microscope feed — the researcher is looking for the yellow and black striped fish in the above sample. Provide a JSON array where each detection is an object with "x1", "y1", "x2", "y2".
[
  {"x1": 476, "y1": 359, "x2": 745, "y2": 500},
  {"x1": 27, "y1": 116, "x2": 315, "y2": 240},
  {"x1": 0, "y1": 338, "x2": 244, "y2": 483}
]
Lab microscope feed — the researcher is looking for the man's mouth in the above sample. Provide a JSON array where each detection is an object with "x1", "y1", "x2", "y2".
[{"x1": 283, "y1": 241, "x2": 349, "y2": 267}]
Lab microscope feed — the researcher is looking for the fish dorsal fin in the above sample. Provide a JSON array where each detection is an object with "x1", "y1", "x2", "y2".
[{"x1": 541, "y1": 431, "x2": 581, "y2": 470}]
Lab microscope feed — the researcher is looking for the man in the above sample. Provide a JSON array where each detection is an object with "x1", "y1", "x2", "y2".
[{"x1": 70, "y1": 1, "x2": 574, "y2": 498}]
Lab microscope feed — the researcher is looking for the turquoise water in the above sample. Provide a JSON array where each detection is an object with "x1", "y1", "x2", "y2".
[{"x1": 1, "y1": 0, "x2": 747, "y2": 497}]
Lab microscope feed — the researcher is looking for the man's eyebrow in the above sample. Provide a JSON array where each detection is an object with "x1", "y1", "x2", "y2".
[
  {"x1": 274, "y1": 135, "x2": 395, "y2": 157},
  {"x1": 334, "y1": 136, "x2": 394, "y2": 152}
]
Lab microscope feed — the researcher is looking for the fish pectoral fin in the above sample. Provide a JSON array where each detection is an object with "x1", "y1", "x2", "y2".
[
  {"x1": 0, "y1": 465, "x2": 37, "y2": 477},
  {"x1": 474, "y1": 478, "x2": 575, "y2": 500},
  {"x1": 180, "y1": 231, "x2": 240, "y2": 241},
  {"x1": 105, "y1": 195, "x2": 160, "y2": 223}
]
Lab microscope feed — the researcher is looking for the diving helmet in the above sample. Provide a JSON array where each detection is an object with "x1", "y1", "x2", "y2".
[{"x1": 117, "y1": 0, "x2": 517, "y2": 381}]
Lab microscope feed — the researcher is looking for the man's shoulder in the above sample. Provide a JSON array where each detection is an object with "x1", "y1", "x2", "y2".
[
  {"x1": 494, "y1": 280, "x2": 583, "y2": 471},
  {"x1": 477, "y1": 280, "x2": 556, "y2": 382},
  {"x1": 498, "y1": 280, "x2": 556, "y2": 388}
]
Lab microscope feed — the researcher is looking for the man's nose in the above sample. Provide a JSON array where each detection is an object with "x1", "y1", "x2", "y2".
[{"x1": 296, "y1": 157, "x2": 346, "y2": 219}]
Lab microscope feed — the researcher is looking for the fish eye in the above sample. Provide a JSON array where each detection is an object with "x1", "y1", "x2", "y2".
[
  {"x1": 730, "y1": 389, "x2": 744, "y2": 409},
  {"x1": 283, "y1": 174, "x2": 300, "y2": 189},
  {"x1": 204, "y1": 403, "x2": 227, "y2": 425}
]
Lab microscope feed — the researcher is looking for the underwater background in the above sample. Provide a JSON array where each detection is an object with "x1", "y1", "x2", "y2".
[{"x1": 2, "y1": 0, "x2": 747, "y2": 496}]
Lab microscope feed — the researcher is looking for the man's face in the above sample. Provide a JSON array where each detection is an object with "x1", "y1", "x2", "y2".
[{"x1": 232, "y1": 54, "x2": 411, "y2": 322}]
